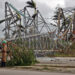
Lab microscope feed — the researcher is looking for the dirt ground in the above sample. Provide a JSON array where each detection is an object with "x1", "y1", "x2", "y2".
[{"x1": 5, "y1": 57, "x2": 75, "y2": 74}]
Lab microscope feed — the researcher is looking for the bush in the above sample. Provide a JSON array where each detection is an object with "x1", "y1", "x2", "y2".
[{"x1": 7, "y1": 42, "x2": 36, "y2": 66}]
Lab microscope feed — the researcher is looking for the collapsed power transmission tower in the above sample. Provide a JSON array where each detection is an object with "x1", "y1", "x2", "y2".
[
  {"x1": 52, "y1": 7, "x2": 75, "y2": 50},
  {"x1": 2, "y1": 0, "x2": 75, "y2": 51},
  {"x1": 4, "y1": 1, "x2": 56, "y2": 50}
]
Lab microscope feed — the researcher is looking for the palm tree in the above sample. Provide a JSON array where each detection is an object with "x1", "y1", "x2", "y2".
[
  {"x1": 0, "y1": 19, "x2": 5, "y2": 24},
  {"x1": 26, "y1": 0, "x2": 37, "y2": 19},
  {"x1": 26, "y1": 0, "x2": 36, "y2": 9}
]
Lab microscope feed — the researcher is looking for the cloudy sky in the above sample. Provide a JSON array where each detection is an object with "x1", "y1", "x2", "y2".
[{"x1": 0, "y1": 0, "x2": 75, "y2": 38}]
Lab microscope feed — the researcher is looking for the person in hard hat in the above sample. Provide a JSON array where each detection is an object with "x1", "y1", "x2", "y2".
[
  {"x1": 1, "y1": 40, "x2": 7, "y2": 67},
  {"x1": 0, "y1": 41, "x2": 2, "y2": 49}
]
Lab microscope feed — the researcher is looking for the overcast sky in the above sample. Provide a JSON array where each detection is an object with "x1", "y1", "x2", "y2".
[{"x1": 0, "y1": 0, "x2": 75, "y2": 38}]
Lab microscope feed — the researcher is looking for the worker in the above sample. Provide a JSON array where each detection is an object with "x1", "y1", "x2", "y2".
[
  {"x1": 1, "y1": 40, "x2": 7, "y2": 67},
  {"x1": 0, "y1": 42, "x2": 2, "y2": 50}
]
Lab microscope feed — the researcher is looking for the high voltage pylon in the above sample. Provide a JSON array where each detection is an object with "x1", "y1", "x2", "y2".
[
  {"x1": 3, "y1": 1, "x2": 56, "y2": 50},
  {"x1": 0, "y1": 1, "x2": 75, "y2": 50}
]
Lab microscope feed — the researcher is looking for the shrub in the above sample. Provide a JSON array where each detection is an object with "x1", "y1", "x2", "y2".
[{"x1": 7, "y1": 42, "x2": 36, "y2": 66}]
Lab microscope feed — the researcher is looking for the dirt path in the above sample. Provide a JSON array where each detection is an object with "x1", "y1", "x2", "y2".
[{"x1": 0, "y1": 68, "x2": 75, "y2": 75}]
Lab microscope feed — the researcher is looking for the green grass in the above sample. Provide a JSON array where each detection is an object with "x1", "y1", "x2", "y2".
[{"x1": 54, "y1": 51, "x2": 75, "y2": 57}]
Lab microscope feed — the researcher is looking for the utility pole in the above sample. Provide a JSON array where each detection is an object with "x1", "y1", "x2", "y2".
[
  {"x1": 57, "y1": 8, "x2": 61, "y2": 35},
  {"x1": 73, "y1": 10, "x2": 75, "y2": 39}
]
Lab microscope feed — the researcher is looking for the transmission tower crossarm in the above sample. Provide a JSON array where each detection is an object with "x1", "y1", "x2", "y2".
[{"x1": 7, "y1": 2, "x2": 25, "y2": 17}]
